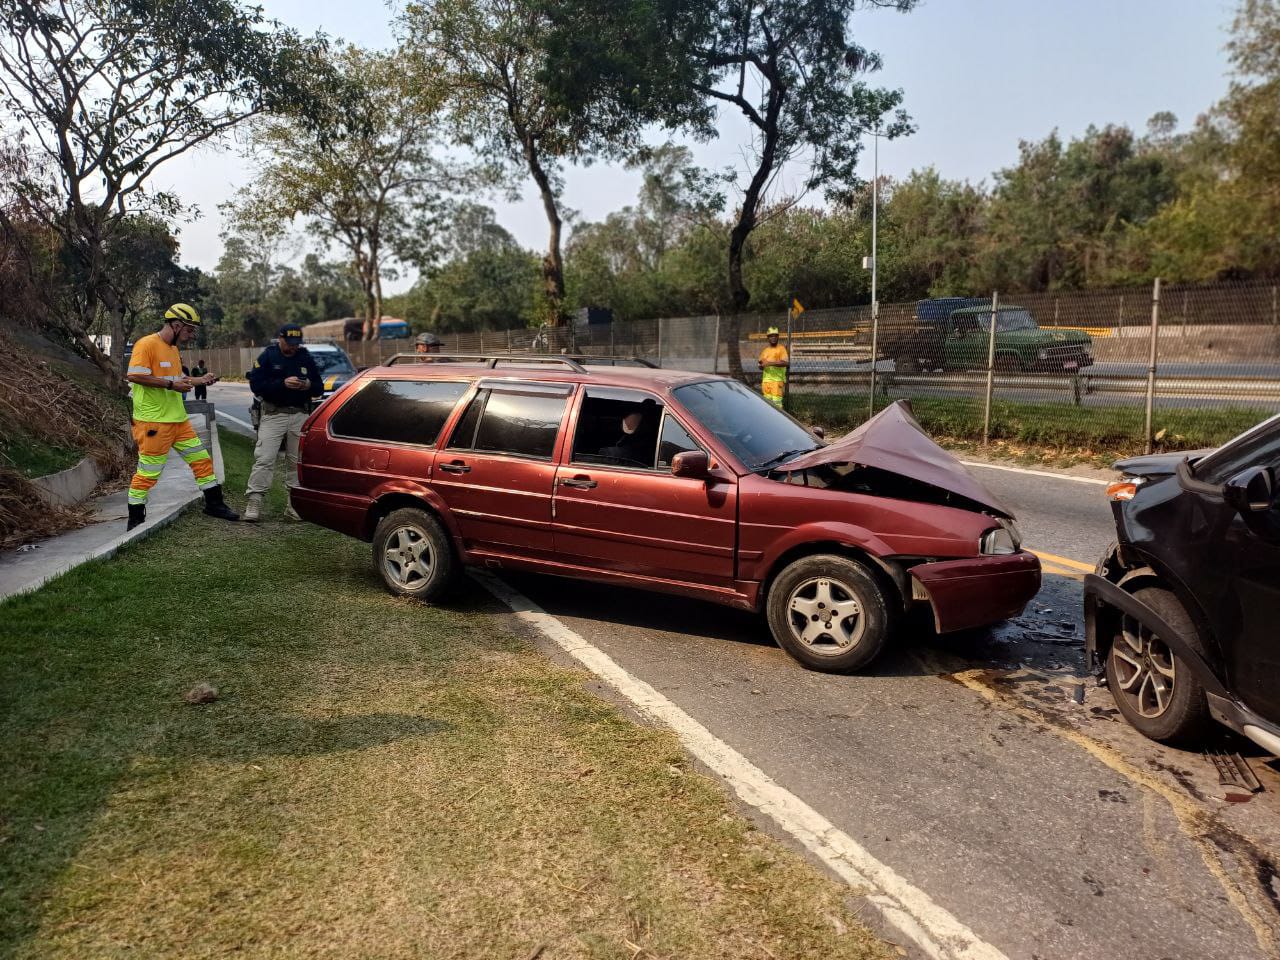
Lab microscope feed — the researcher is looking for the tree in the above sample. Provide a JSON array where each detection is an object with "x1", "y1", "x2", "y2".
[
  {"x1": 229, "y1": 46, "x2": 453, "y2": 340},
  {"x1": 552, "y1": 0, "x2": 914, "y2": 374},
  {"x1": 0, "y1": 0, "x2": 329, "y2": 378},
  {"x1": 401, "y1": 0, "x2": 687, "y2": 324}
]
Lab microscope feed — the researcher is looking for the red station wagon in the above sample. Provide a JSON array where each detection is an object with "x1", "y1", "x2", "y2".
[{"x1": 292, "y1": 355, "x2": 1041, "y2": 672}]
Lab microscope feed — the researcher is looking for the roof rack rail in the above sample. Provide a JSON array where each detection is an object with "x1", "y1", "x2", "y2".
[
  {"x1": 382, "y1": 352, "x2": 659, "y2": 371},
  {"x1": 384, "y1": 353, "x2": 587, "y2": 372}
]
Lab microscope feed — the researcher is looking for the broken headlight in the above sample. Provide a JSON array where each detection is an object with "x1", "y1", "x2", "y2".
[{"x1": 981, "y1": 519, "x2": 1022, "y2": 555}]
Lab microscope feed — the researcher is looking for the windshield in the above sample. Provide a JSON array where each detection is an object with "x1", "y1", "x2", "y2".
[
  {"x1": 673, "y1": 379, "x2": 819, "y2": 471},
  {"x1": 973, "y1": 309, "x2": 1038, "y2": 333},
  {"x1": 311, "y1": 350, "x2": 356, "y2": 375},
  {"x1": 1192, "y1": 413, "x2": 1280, "y2": 484}
]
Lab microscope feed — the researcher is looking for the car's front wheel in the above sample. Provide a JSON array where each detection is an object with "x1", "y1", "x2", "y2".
[
  {"x1": 766, "y1": 554, "x2": 895, "y2": 672},
  {"x1": 1104, "y1": 586, "x2": 1212, "y2": 744},
  {"x1": 372, "y1": 507, "x2": 455, "y2": 602}
]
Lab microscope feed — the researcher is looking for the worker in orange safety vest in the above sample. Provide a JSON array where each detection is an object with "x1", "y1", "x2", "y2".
[{"x1": 124, "y1": 303, "x2": 239, "y2": 530}]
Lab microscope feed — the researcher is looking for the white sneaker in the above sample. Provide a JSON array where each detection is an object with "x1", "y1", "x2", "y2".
[
  {"x1": 243, "y1": 494, "x2": 262, "y2": 523},
  {"x1": 284, "y1": 503, "x2": 301, "y2": 521}
]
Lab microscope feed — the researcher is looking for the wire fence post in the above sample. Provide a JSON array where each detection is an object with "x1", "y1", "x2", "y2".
[
  {"x1": 867, "y1": 301, "x2": 880, "y2": 420},
  {"x1": 982, "y1": 291, "x2": 999, "y2": 445},
  {"x1": 609, "y1": 324, "x2": 614, "y2": 355},
  {"x1": 1272, "y1": 285, "x2": 1277, "y2": 326},
  {"x1": 1144, "y1": 277, "x2": 1161, "y2": 455},
  {"x1": 712, "y1": 314, "x2": 720, "y2": 374},
  {"x1": 785, "y1": 301, "x2": 796, "y2": 409},
  {"x1": 656, "y1": 319, "x2": 663, "y2": 367}
]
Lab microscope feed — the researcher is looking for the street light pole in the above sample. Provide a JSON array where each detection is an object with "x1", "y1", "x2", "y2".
[{"x1": 866, "y1": 124, "x2": 880, "y2": 419}]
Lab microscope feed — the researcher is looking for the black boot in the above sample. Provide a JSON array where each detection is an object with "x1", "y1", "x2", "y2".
[
  {"x1": 202, "y1": 485, "x2": 240, "y2": 521},
  {"x1": 127, "y1": 504, "x2": 146, "y2": 531}
]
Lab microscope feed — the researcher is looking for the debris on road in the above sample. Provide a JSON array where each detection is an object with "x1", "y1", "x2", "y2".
[{"x1": 1207, "y1": 748, "x2": 1263, "y2": 801}]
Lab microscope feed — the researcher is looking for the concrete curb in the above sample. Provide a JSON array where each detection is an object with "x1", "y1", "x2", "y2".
[
  {"x1": 31, "y1": 456, "x2": 105, "y2": 508},
  {"x1": 0, "y1": 419, "x2": 224, "y2": 604}
]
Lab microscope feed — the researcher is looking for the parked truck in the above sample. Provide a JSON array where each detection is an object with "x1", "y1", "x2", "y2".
[{"x1": 884, "y1": 298, "x2": 1095, "y2": 374}]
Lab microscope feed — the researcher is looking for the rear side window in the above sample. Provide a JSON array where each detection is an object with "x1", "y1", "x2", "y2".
[
  {"x1": 330, "y1": 380, "x2": 469, "y2": 446},
  {"x1": 447, "y1": 386, "x2": 569, "y2": 459}
]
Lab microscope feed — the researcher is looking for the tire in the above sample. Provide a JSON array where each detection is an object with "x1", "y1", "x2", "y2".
[
  {"x1": 895, "y1": 356, "x2": 917, "y2": 374},
  {"x1": 1104, "y1": 586, "x2": 1213, "y2": 745},
  {"x1": 994, "y1": 353, "x2": 1022, "y2": 372},
  {"x1": 371, "y1": 507, "x2": 456, "y2": 602},
  {"x1": 766, "y1": 554, "x2": 896, "y2": 672}
]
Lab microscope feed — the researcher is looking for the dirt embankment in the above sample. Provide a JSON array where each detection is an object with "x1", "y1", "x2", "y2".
[{"x1": 0, "y1": 328, "x2": 131, "y2": 547}]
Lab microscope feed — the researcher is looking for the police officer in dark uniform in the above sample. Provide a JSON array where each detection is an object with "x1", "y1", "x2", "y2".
[{"x1": 243, "y1": 324, "x2": 322, "y2": 522}]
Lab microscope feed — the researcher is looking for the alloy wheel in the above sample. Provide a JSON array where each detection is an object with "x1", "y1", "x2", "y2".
[
  {"x1": 383, "y1": 526, "x2": 435, "y2": 589},
  {"x1": 1111, "y1": 614, "x2": 1177, "y2": 718},
  {"x1": 785, "y1": 577, "x2": 865, "y2": 657}
]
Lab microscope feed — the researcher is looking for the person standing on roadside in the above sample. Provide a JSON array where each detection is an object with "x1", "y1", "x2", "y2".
[
  {"x1": 244, "y1": 324, "x2": 322, "y2": 522},
  {"x1": 415, "y1": 332, "x2": 442, "y2": 358},
  {"x1": 124, "y1": 303, "x2": 237, "y2": 530},
  {"x1": 758, "y1": 326, "x2": 789, "y2": 409},
  {"x1": 192, "y1": 358, "x2": 209, "y2": 401}
]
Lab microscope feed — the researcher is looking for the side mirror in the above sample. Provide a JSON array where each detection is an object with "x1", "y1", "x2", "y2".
[
  {"x1": 812, "y1": 426, "x2": 825, "y2": 440},
  {"x1": 1224, "y1": 466, "x2": 1273, "y2": 513},
  {"x1": 671, "y1": 450, "x2": 710, "y2": 479}
]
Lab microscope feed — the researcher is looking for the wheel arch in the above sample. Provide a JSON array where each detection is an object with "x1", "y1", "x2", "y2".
[
  {"x1": 1090, "y1": 541, "x2": 1223, "y2": 673},
  {"x1": 759, "y1": 540, "x2": 908, "y2": 614},
  {"x1": 365, "y1": 492, "x2": 460, "y2": 562}
]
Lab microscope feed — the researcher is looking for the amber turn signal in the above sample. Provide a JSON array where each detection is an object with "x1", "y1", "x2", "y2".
[{"x1": 1106, "y1": 481, "x2": 1139, "y2": 501}]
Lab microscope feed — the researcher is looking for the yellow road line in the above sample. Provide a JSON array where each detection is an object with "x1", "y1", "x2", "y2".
[
  {"x1": 930, "y1": 661, "x2": 1279, "y2": 957},
  {"x1": 1038, "y1": 562, "x2": 1084, "y2": 580},
  {"x1": 1030, "y1": 549, "x2": 1095, "y2": 573}
]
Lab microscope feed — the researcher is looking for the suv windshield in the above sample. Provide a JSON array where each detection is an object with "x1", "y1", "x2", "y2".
[
  {"x1": 673, "y1": 379, "x2": 819, "y2": 471},
  {"x1": 1192, "y1": 413, "x2": 1280, "y2": 484},
  {"x1": 311, "y1": 350, "x2": 356, "y2": 375},
  {"x1": 972, "y1": 309, "x2": 1038, "y2": 332}
]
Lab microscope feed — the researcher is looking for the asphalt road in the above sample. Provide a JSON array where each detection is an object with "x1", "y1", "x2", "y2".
[{"x1": 208, "y1": 382, "x2": 1280, "y2": 960}]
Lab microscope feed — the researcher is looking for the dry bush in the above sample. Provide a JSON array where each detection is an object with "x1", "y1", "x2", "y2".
[{"x1": 0, "y1": 328, "x2": 130, "y2": 547}]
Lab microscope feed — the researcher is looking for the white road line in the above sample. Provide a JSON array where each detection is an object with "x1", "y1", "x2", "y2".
[
  {"x1": 960, "y1": 460, "x2": 1110, "y2": 486},
  {"x1": 474, "y1": 571, "x2": 1008, "y2": 960},
  {"x1": 219, "y1": 413, "x2": 255, "y2": 432}
]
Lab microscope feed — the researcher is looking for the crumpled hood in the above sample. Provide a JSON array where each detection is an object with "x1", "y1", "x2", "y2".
[{"x1": 780, "y1": 400, "x2": 1012, "y2": 517}]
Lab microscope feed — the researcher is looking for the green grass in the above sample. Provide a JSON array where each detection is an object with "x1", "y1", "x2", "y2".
[
  {"x1": 790, "y1": 392, "x2": 1268, "y2": 465},
  {"x1": 0, "y1": 436, "x2": 83, "y2": 479},
  {"x1": 0, "y1": 432, "x2": 889, "y2": 960}
]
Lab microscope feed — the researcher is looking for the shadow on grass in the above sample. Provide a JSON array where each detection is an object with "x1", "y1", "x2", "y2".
[{"x1": 0, "y1": 431, "x2": 460, "y2": 957}]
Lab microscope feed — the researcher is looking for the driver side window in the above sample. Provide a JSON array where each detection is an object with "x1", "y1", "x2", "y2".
[{"x1": 571, "y1": 389, "x2": 664, "y2": 469}]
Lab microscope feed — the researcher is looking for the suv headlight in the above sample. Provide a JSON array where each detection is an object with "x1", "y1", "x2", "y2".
[{"x1": 981, "y1": 519, "x2": 1022, "y2": 555}]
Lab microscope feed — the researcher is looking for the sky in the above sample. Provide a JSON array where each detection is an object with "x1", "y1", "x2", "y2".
[{"x1": 151, "y1": 0, "x2": 1240, "y2": 291}]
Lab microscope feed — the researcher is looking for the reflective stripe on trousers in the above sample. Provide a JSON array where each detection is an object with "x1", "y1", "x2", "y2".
[{"x1": 129, "y1": 420, "x2": 217, "y2": 505}]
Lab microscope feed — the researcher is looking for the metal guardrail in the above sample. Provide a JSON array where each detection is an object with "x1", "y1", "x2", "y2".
[{"x1": 789, "y1": 371, "x2": 1280, "y2": 404}]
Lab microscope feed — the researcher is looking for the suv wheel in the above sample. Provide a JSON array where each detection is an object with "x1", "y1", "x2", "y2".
[
  {"x1": 372, "y1": 507, "x2": 455, "y2": 601},
  {"x1": 766, "y1": 555, "x2": 895, "y2": 672},
  {"x1": 1104, "y1": 586, "x2": 1212, "y2": 744}
]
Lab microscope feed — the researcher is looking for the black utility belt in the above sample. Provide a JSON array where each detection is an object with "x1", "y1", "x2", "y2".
[{"x1": 261, "y1": 403, "x2": 308, "y2": 415}]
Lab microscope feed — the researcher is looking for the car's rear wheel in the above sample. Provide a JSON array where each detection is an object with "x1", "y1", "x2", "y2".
[
  {"x1": 766, "y1": 555, "x2": 895, "y2": 672},
  {"x1": 1104, "y1": 586, "x2": 1212, "y2": 744},
  {"x1": 372, "y1": 507, "x2": 455, "y2": 601}
]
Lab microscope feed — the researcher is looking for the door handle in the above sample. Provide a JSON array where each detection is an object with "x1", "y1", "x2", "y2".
[
  {"x1": 560, "y1": 476, "x2": 597, "y2": 489},
  {"x1": 439, "y1": 461, "x2": 471, "y2": 474}
]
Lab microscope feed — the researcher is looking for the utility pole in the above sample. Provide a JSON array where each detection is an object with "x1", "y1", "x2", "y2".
[{"x1": 866, "y1": 123, "x2": 881, "y2": 420}]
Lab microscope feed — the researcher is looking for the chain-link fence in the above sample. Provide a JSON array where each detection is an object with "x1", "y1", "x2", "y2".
[{"x1": 189, "y1": 278, "x2": 1279, "y2": 453}]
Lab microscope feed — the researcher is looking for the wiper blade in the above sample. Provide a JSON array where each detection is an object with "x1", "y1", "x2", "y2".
[{"x1": 755, "y1": 448, "x2": 812, "y2": 472}]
